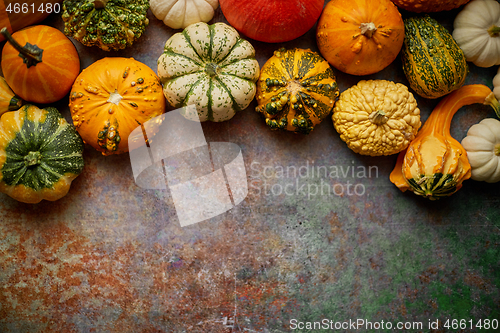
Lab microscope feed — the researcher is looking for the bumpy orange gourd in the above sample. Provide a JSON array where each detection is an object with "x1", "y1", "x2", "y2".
[
  {"x1": 69, "y1": 57, "x2": 165, "y2": 155},
  {"x1": 316, "y1": 0, "x2": 405, "y2": 76},
  {"x1": 1, "y1": 25, "x2": 80, "y2": 104},
  {"x1": 391, "y1": 0, "x2": 471, "y2": 13},
  {"x1": 390, "y1": 85, "x2": 500, "y2": 200}
]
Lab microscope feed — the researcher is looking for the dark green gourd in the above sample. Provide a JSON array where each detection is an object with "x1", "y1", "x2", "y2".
[
  {"x1": 0, "y1": 105, "x2": 84, "y2": 203},
  {"x1": 401, "y1": 16, "x2": 468, "y2": 99},
  {"x1": 62, "y1": 0, "x2": 149, "y2": 51}
]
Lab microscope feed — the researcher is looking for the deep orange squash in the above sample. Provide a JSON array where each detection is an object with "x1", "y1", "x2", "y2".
[
  {"x1": 1, "y1": 25, "x2": 80, "y2": 104},
  {"x1": 219, "y1": 0, "x2": 324, "y2": 43},
  {"x1": 390, "y1": 84, "x2": 500, "y2": 200},
  {"x1": 69, "y1": 57, "x2": 165, "y2": 155},
  {"x1": 316, "y1": 0, "x2": 404, "y2": 76}
]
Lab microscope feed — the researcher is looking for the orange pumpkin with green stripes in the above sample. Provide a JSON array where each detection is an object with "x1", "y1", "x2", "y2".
[
  {"x1": 255, "y1": 48, "x2": 339, "y2": 134},
  {"x1": 0, "y1": 25, "x2": 80, "y2": 104},
  {"x1": 401, "y1": 16, "x2": 468, "y2": 99}
]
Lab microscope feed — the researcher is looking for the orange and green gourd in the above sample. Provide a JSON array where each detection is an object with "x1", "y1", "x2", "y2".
[
  {"x1": 390, "y1": 84, "x2": 500, "y2": 200},
  {"x1": 255, "y1": 48, "x2": 339, "y2": 134},
  {"x1": 69, "y1": 57, "x2": 165, "y2": 155},
  {"x1": 401, "y1": 16, "x2": 468, "y2": 99},
  {"x1": 0, "y1": 104, "x2": 85, "y2": 204}
]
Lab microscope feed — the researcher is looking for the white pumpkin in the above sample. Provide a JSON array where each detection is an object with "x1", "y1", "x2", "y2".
[
  {"x1": 493, "y1": 66, "x2": 500, "y2": 99},
  {"x1": 461, "y1": 118, "x2": 500, "y2": 183},
  {"x1": 157, "y1": 22, "x2": 260, "y2": 122},
  {"x1": 150, "y1": 0, "x2": 219, "y2": 29},
  {"x1": 453, "y1": 0, "x2": 500, "y2": 68}
]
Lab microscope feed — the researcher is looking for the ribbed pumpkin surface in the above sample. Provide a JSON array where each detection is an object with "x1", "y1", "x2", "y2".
[
  {"x1": 1, "y1": 25, "x2": 80, "y2": 104},
  {"x1": 157, "y1": 22, "x2": 260, "y2": 122},
  {"x1": 401, "y1": 16, "x2": 468, "y2": 99},
  {"x1": 0, "y1": 104, "x2": 84, "y2": 203},
  {"x1": 255, "y1": 48, "x2": 339, "y2": 134},
  {"x1": 391, "y1": 0, "x2": 471, "y2": 13}
]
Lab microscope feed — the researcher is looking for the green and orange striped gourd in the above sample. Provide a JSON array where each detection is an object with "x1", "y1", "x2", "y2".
[{"x1": 401, "y1": 16, "x2": 468, "y2": 99}]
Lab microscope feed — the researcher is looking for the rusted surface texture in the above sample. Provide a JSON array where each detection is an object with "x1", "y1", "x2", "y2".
[{"x1": 1, "y1": 4, "x2": 499, "y2": 333}]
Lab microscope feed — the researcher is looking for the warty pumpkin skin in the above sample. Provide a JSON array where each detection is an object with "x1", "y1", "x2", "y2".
[
  {"x1": 255, "y1": 48, "x2": 339, "y2": 134},
  {"x1": 401, "y1": 16, "x2": 468, "y2": 99},
  {"x1": 69, "y1": 57, "x2": 165, "y2": 155},
  {"x1": 62, "y1": 0, "x2": 149, "y2": 51},
  {"x1": 1, "y1": 25, "x2": 80, "y2": 104},
  {"x1": 332, "y1": 80, "x2": 421, "y2": 156},
  {"x1": 316, "y1": 0, "x2": 405, "y2": 76},
  {"x1": 158, "y1": 22, "x2": 260, "y2": 122},
  {"x1": 391, "y1": 0, "x2": 471, "y2": 13},
  {"x1": 390, "y1": 85, "x2": 500, "y2": 200},
  {"x1": 0, "y1": 104, "x2": 84, "y2": 204},
  {"x1": 219, "y1": 0, "x2": 324, "y2": 43}
]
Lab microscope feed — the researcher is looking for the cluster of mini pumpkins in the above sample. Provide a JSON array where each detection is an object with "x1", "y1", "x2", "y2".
[{"x1": 0, "y1": 0, "x2": 499, "y2": 204}]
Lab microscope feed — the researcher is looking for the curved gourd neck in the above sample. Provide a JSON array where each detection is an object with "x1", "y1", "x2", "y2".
[{"x1": 423, "y1": 85, "x2": 500, "y2": 137}]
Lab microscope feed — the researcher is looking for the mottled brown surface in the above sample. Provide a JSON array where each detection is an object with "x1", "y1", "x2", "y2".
[{"x1": 1, "y1": 3, "x2": 499, "y2": 333}]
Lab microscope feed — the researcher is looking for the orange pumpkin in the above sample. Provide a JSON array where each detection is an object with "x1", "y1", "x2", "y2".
[
  {"x1": 69, "y1": 57, "x2": 165, "y2": 155},
  {"x1": 1, "y1": 25, "x2": 80, "y2": 104},
  {"x1": 316, "y1": 0, "x2": 405, "y2": 76}
]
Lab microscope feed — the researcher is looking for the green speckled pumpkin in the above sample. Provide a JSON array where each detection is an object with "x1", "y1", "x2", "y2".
[
  {"x1": 157, "y1": 22, "x2": 260, "y2": 122},
  {"x1": 255, "y1": 48, "x2": 339, "y2": 134},
  {"x1": 0, "y1": 105, "x2": 84, "y2": 203},
  {"x1": 401, "y1": 16, "x2": 468, "y2": 99}
]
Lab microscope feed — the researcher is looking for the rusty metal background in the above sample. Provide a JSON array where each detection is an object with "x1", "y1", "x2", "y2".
[{"x1": 1, "y1": 2, "x2": 499, "y2": 332}]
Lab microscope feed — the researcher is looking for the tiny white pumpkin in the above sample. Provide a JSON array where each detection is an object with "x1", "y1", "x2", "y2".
[
  {"x1": 493, "y1": 66, "x2": 500, "y2": 99},
  {"x1": 150, "y1": 0, "x2": 219, "y2": 29},
  {"x1": 157, "y1": 22, "x2": 260, "y2": 122},
  {"x1": 461, "y1": 118, "x2": 500, "y2": 183},
  {"x1": 453, "y1": 0, "x2": 500, "y2": 68}
]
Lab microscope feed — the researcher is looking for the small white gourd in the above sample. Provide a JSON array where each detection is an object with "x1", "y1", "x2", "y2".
[
  {"x1": 461, "y1": 118, "x2": 500, "y2": 183},
  {"x1": 150, "y1": 0, "x2": 219, "y2": 29},
  {"x1": 453, "y1": 0, "x2": 500, "y2": 68}
]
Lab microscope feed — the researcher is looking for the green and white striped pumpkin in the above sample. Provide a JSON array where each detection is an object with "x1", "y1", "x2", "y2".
[
  {"x1": 401, "y1": 16, "x2": 468, "y2": 99},
  {"x1": 0, "y1": 105, "x2": 84, "y2": 204},
  {"x1": 157, "y1": 22, "x2": 260, "y2": 122}
]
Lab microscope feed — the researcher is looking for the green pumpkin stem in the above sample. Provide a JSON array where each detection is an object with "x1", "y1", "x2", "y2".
[
  {"x1": 9, "y1": 95, "x2": 23, "y2": 111},
  {"x1": 495, "y1": 144, "x2": 500, "y2": 156},
  {"x1": 1, "y1": 27, "x2": 43, "y2": 68},
  {"x1": 205, "y1": 63, "x2": 219, "y2": 77},
  {"x1": 488, "y1": 25, "x2": 500, "y2": 37},
  {"x1": 484, "y1": 92, "x2": 500, "y2": 119},
  {"x1": 25, "y1": 151, "x2": 42, "y2": 167}
]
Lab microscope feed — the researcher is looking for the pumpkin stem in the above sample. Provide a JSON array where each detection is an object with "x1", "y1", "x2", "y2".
[
  {"x1": 93, "y1": 0, "x2": 109, "y2": 9},
  {"x1": 495, "y1": 144, "x2": 500, "y2": 156},
  {"x1": 25, "y1": 151, "x2": 42, "y2": 167},
  {"x1": 0, "y1": 27, "x2": 43, "y2": 68},
  {"x1": 9, "y1": 95, "x2": 23, "y2": 111},
  {"x1": 487, "y1": 25, "x2": 500, "y2": 37},
  {"x1": 205, "y1": 63, "x2": 219, "y2": 77},
  {"x1": 359, "y1": 22, "x2": 377, "y2": 38},
  {"x1": 484, "y1": 91, "x2": 500, "y2": 119},
  {"x1": 369, "y1": 110, "x2": 388, "y2": 125}
]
